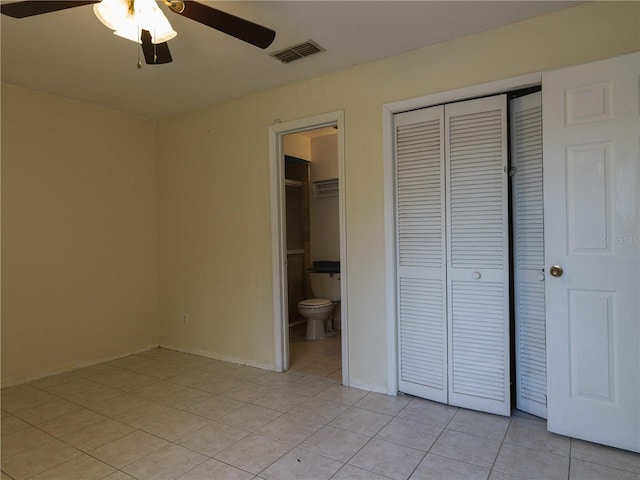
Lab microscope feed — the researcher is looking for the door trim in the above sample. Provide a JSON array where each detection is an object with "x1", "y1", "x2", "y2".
[
  {"x1": 382, "y1": 73, "x2": 541, "y2": 395},
  {"x1": 268, "y1": 111, "x2": 348, "y2": 385}
]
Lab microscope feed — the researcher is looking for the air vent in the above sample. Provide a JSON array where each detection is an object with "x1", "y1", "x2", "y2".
[{"x1": 270, "y1": 40, "x2": 325, "y2": 64}]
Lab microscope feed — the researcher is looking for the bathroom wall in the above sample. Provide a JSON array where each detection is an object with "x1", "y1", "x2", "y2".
[
  {"x1": 310, "y1": 134, "x2": 340, "y2": 263},
  {"x1": 283, "y1": 134, "x2": 311, "y2": 161}
]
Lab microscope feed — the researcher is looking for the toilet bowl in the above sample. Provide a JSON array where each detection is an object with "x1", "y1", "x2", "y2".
[
  {"x1": 298, "y1": 298, "x2": 334, "y2": 340},
  {"x1": 298, "y1": 271, "x2": 340, "y2": 340}
]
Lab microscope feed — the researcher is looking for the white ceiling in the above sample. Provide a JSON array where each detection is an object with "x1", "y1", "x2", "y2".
[{"x1": 1, "y1": 1, "x2": 576, "y2": 118}]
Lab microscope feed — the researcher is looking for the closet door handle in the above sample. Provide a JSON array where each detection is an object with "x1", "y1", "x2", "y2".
[{"x1": 472, "y1": 271, "x2": 481, "y2": 280}]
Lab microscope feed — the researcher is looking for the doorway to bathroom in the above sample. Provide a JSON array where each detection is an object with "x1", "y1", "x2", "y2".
[{"x1": 268, "y1": 111, "x2": 348, "y2": 386}]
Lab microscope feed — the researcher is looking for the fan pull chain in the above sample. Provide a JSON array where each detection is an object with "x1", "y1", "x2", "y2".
[{"x1": 137, "y1": 26, "x2": 142, "y2": 69}]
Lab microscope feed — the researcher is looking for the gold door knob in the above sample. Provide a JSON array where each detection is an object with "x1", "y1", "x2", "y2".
[{"x1": 549, "y1": 265, "x2": 563, "y2": 277}]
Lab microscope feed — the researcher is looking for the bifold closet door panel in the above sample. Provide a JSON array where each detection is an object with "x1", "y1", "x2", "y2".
[
  {"x1": 511, "y1": 92, "x2": 547, "y2": 419},
  {"x1": 394, "y1": 105, "x2": 448, "y2": 403},
  {"x1": 445, "y1": 95, "x2": 511, "y2": 416}
]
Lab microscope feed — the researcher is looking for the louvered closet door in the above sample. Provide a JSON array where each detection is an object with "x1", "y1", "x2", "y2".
[
  {"x1": 511, "y1": 92, "x2": 546, "y2": 419},
  {"x1": 445, "y1": 95, "x2": 510, "y2": 416},
  {"x1": 395, "y1": 106, "x2": 448, "y2": 403}
]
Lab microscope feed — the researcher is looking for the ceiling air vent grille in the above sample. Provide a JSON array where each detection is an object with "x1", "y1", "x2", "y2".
[{"x1": 270, "y1": 40, "x2": 325, "y2": 64}]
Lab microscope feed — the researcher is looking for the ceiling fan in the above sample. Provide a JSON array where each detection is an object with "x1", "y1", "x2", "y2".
[{"x1": 0, "y1": 0, "x2": 276, "y2": 65}]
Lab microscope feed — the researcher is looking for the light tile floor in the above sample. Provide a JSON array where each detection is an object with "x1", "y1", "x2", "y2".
[{"x1": 2, "y1": 344, "x2": 640, "y2": 480}]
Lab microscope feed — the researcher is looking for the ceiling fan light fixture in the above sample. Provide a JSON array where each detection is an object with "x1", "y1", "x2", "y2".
[
  {"x1": 94, "y1": 0, "x2": 176, "y2": 44},
  {"x1": 93, "y1": 0, "x2": 130, "y2": 30}
]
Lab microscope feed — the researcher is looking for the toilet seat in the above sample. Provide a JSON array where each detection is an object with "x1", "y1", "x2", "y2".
[{"x1": 298, "y1": 298, "x2": 332, "y2": 309}]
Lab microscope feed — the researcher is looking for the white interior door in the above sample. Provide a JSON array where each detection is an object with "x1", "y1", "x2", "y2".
[
  {"x1": 445, "y1": 95, "x2": 511, "y2": 416},
  {"x1": 395, "y1": 106, "x2": 448, "y2": 403},
  {"x1": 543, "y1": 52, "x2": 640, "y2": 452},
  {"x1": 511, "y1": 92, "x2": 547, "y2": 419}
]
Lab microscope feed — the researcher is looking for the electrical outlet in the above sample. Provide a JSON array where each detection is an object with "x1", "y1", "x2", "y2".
[{"x1": 183, "y1": 314, "x2": 189, "y2": 325}]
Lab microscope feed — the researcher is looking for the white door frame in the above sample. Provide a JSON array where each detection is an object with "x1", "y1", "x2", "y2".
[
  {"x1": 269, "y1": 111, "x2": 348, "y2": 385},
  {"x1": 382, "y1": 73, "x2": 541, "y2": 396}
]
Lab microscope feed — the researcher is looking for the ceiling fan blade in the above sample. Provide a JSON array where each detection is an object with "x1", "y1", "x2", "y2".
[
  {"x1": 171, "y1": 1, "x2": 275, "y2": 49},
  {"x1": 141, "y1": 30, "x2": 173, "y2": 65},
  {"x1": 0, "y1": 1, "x2": 99, "y2": 18}
]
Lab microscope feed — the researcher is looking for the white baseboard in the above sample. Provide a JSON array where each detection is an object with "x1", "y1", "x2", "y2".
[
  {"x1": 348, "y1": 380, "x2": 388, "y2": 395},
  {"x1": 158, "y1": 343, "x2": 276, "y2": 372},
  {"x1": 1, "y1": 343, "x2": 159, "y2": 388}
]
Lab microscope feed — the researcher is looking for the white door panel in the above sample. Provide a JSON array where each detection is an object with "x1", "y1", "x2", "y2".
[
  {"x1": 511, "y1": 92, "x2": 547, "y2": 419},
  {"x1": 445, "y1": 95, "x2": 511, "y2": 416},
  {"x1": 543, "y1": 52, "x2": 639, "y2": 452},
  {"x1": 395, "y1": 106, "x2": 448, "y2": 403}
]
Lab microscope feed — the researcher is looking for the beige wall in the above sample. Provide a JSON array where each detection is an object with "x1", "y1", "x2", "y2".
[
  {"x1": 1, "y1": 86, "x2": 159, "y2": 384},
  {"x1": 283, "y1": 134, "x2": 311, "y2": 161},
  {"x1": 310, "y1": 134, "x2": 340, "y2": 263},
  {"x1": 2, "y1": 2, "x2": 637, "y2": 389},
  {"x1": 156, "y1": 2, "x2": 639, "y2": 389}
]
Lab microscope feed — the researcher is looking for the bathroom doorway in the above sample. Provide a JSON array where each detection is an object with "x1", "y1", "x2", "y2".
[{"x1": 268, "y1": 111, "x2": 347, "y2": 385}]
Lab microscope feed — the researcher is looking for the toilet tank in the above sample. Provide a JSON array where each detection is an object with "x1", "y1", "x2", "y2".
[{"x1": 309, "y1": 273, "x2": 341, "y2": 301}]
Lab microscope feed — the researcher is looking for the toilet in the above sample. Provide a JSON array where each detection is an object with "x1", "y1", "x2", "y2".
[{"x1": 298, "y1": 272, "x2": 340, "y2": 340}]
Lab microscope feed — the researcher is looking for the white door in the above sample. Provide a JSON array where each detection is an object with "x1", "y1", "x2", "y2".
[
  {"x1": 395, "y1": 105, "x2": 448, "y2": 403},
  {"x1": 511, "y1": 92, "x2": 547, "y2": 419},
  {"x1": 543, "y1": 52, "x2": 639, "y2": 452},
  {"x1": 445, "y1": 95, "x2": 511, "y2": 416}
]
